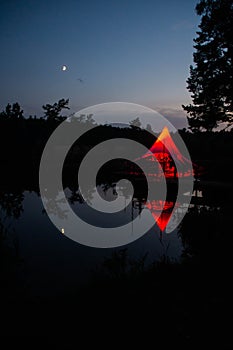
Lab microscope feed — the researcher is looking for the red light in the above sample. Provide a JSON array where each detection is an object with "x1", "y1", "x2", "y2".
[
  {"x1": 146, "y1": 200, "x2": 174, "y2": 231},
  {"x1": 140, "y1": 126, "x2": 194, "y2": 178}
]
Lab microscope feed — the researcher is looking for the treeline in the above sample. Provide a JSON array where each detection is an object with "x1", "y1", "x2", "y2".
[
  {"x1": 179, "y1": 129, "x2": 233, "y2": 181},
  {"x1": 0, "y1": 100, "x2": 233, "y2": 185}
]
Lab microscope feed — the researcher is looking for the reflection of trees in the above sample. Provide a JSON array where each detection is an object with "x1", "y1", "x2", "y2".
[
  {"x1": 41, "y1": 188, "x2": 68, "y2": 220},
  {"x1": 42, "y1": 184, "x2": 97, "y2": 219},
  {"x1": 0, "y1": 214, "x2": 20, "y2": 287},
  {"x1": 0, "y1": 190, "x2": 23, "y2": 287},
  {"x1": 95, "y1": 248, "x2": 148, "y2": 279},
  {"x1": 68, "y1": 188, "x2": 84, "y2": 205},
  {"x1": 0, "y1": 189, "x2": 24, "y2": 261},
  {"x1": 42, "y1": 197, "x2": 68, "y2": 220},
  {"x1": 66, "y1": 185, "x2": 96, "y2": 206},
  {"x1": 99, "y1": 182, "x2": 134, "y2": 200},
  {"x1": 0, "y1": 190, "x2": 24, "y2": 219},
  {"x1": 178, "y1": 204, "x2": 231, "y2": 259}
]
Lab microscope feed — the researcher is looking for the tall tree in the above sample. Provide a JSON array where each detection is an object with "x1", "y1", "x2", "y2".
[
  {"x1": 42, "y1": 98, "x2": 70, "y2": 121},
  {"x1": 183, "y1": 0, "x2": 233, "y2": 131},
  {"x1": 0, "y1": 103, "x2": 24, "y2": 119}
]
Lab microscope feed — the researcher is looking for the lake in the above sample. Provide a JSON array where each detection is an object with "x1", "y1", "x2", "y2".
[
  {"x1": 1, "y1": 178, "x2": 231, "y2": 299},
  {"x1": 1, "y1": 183, "x2": 184, "y2": 297}
]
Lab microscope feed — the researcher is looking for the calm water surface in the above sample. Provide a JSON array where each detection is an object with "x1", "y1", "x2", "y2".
[{"x1": 1, "y1": 186, "x2": 184, "y2": 297}]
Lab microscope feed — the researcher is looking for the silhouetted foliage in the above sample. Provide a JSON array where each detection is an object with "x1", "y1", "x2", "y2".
[
  {"x1": 0, "y1": 102, "x2": 232, "y2": 185},
  {"x1": 42, "y1": 98, "x2": 70, "y2": 121},
  {"x1": 183, "y1": 0, "x2": 233, "y2": 131},
  {"x1": 0, "y1": 102, "x2": 24, "y2": 120},
  {"x1": 0, "y1": 104, "x2": 233, "y2": 343},
  {"x1": 129, "y1": 117, "x2": 141, "y2": 128}
]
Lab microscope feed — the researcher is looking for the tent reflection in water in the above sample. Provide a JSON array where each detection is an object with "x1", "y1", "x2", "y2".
[
  {"x1": 146, "y1": 200, "x2": 174, "y2": 232},
  {"x1": 138, "y1": 126, "x2": 195, "y2": 232}
]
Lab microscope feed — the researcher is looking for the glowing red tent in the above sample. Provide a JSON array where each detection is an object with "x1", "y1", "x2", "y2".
[
  {"x1": 141, "y1": 127, "x2": 194, "y2": 230},
  {"x1": 142, "y1": 126, "x2": 189, "y2": 162},
  {"x1": 140, "y1": 126, "x2": 194, "y2": 178}
]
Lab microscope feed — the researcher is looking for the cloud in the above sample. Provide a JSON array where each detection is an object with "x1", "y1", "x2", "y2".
[{"x1": 156, "y1": 107, "x2": 188, "y2": 130}]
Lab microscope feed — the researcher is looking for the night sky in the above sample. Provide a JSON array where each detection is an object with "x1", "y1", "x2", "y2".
[{"x1": 0, "y1": 0, "x2": 199, "y2": 128}]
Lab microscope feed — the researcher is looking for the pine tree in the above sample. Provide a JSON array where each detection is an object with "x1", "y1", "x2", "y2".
[
  {"x1": 42, "y1": 98, "x2": 70, "y2": 121},
  {"x1": 0, "y1": 103, "x2": 24, "y2": 119},
  {"x1": 183, "y1": 0, "x2": 233, "y2": 131}
]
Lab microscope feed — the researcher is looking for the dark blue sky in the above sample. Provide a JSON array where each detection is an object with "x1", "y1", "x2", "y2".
[{"x1": 0, "y1": 0, "x2": 199, "y2": 127}]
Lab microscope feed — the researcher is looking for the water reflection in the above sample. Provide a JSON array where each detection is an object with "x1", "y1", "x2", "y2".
[
  {"x1": 0, "y1": 189, "x2": 24, "y2": 219},
  {"x1": 1, "y1": 179, "x2": 231, "y2": 297},
  {"x1": 0, "y1": 183, "x2": 183, "y2": 296}
]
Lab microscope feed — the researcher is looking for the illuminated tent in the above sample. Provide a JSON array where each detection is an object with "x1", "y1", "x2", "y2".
[
  {"x1": 140, "y1": 126, "x2": 194, "y2": 178},
  {"x1": 135, "y1": 127, "x2": 204, "y2": 231},
  {"x1": 141, "y1": 127, "x2": 194, "y2": 231}
]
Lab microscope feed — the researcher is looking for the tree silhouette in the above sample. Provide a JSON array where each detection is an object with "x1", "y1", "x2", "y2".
[
  {"x1": 42, "y1": 98, "x2": 70, "y2": 121},
  {"x1": 129, "y1": 117, "x2": 141, "y2": 128},
  {"x1": 0, "y1": 103, "x2": 24, "y2": 119},
  {"x1": 183, "y1": 0, "x2": 233, "y2": 131}
]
